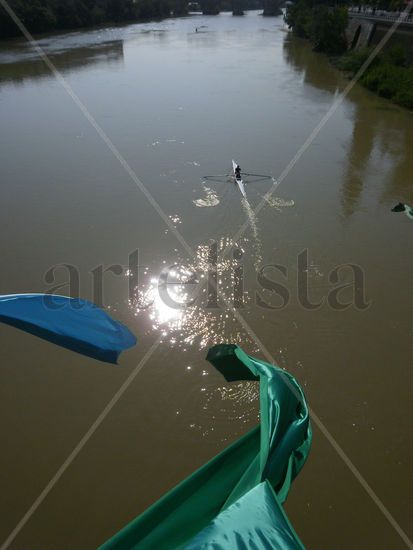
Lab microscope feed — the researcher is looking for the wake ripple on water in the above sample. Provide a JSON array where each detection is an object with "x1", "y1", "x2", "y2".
[
  {"x1": 241, "y1": 197, "x2": 263, "y2": 269},
  {"x1": 264, "y1": 194, "x2": 295, "y2": 211},
  {"x1": 193, "y1": 186, "x2": 220, "y2": 208}
]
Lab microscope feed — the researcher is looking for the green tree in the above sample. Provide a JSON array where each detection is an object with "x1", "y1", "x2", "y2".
[
  {"x1": 200, "y1": 0, "x2": 220, "y2": 14},
  {"x1": 311, "y1": 6, "x2": 348, "y2": 54},
  {"x1": 285, "y1": 1, "x2": 348, "y2": 55},
  {"x1": 285, "y1": 0, "x2": 313, "y2": 38}
]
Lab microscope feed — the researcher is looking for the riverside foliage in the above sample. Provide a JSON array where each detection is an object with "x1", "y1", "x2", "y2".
[
  {"x1": 0, "y1": 0, "x2": 183, "y2": 38},
  {"x1": 285, "y1": 1, "x2": 349, "y2": 55},
  {"x1": 0, "y1": 0, "x2": 266, "y2": 37},
  {"x1": 286, "y1": 2, "x2": 413, "y2": 110},
  {"x1": 338, "y1": 46, "x2": 413, "y2": 109}
]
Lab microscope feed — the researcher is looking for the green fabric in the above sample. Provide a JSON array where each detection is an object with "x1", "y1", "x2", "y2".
[
  {"x1": 185, "y1": 481, "x2": 304, "y2": 550},
  {"x1": 99, "y1": 344, "x2": 311, "y2": 550}
]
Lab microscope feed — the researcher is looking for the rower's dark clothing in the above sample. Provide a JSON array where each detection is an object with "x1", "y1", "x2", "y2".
[{"x1": 235, "y1": 166, "x2": 241, "y2": 178}]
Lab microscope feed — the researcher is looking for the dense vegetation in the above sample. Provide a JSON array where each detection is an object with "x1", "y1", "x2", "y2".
[
  {"x1": 0, "y1": 0, "x2": 182, "y2": 38},
  {"x1": 285, "y1": 0, "x2": 348, "y2": 54},
  {"x1": 220, "y1": 0, "x2": 263, "y2": 13},
  {"x1": 285, "y1": 0, "x2": 413, "y2": 109},
  {"x1": 0, "y1": 0, "x2": 264, "y2": 38},
  {"x1": 285, "y1": 0, "x2": 409, "y2": 55},
  {"x1": 338, "y1": 46, "x2": 413, "y2": 109}
]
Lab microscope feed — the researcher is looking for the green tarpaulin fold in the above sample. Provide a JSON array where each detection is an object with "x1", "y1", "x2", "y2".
[
  {"x1": 185, "y1": 480, "x2": 305, "y2": 549},
  {"x1": 100, "y1": 344, "x2": 311, "y2": 549}
]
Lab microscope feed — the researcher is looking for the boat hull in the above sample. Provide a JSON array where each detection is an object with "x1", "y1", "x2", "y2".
[{"x1": 232, "y1": 159, "x2": 247, "y2": 198}]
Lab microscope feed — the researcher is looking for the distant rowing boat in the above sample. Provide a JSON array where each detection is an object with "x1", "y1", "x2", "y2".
[{"x1": 232, "y1": 159, "x2": 247, "y2": 198}]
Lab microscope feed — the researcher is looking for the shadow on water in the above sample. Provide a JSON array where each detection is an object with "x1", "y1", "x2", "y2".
[
  {"x1": 0, "y1": 40, "x2": 124, "y2": 85},
  {"x1": 283, "y1": 34, "x2": 413, "y2": 216},
  {"x1": 282, "y1": 34, "x2": 343, "y2": 95},
  {"x1": 342, "y1": 98, "x2": 413, "y2": 214},
  {"x1": 342, "y1": 97, "x2": 379, "y2": 218}
]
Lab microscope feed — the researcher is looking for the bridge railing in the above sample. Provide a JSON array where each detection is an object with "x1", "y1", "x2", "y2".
[{"x1": 347, "y1": 8, "x2": 413, "y2": 25}]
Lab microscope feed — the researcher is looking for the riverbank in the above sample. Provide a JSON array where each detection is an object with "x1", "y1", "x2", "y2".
[
  {"x1": 285, "y1": 2, "x2": 413, "y2": 110},
  {"x1": 336, "y1": 46, "x2": 413, "y2": 109},
  {"x1": 0, "y1": 0, "x2": 183, "y2": 39}
]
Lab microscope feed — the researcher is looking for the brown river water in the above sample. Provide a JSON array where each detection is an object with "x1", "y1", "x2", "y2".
[{"x1": 0, "y1": 11, "x2": 412, "y2": 549}]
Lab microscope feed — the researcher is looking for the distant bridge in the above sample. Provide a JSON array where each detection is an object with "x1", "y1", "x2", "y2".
[
  {"x1": 194, "y1": 0, "x2": 284, "y2": 16},
  {"x1": 346, "y1": 8, "x2": 413, "y2": 49},
  {"x1": 347, "y1": 9, "x2": 413, "y2": 27}
]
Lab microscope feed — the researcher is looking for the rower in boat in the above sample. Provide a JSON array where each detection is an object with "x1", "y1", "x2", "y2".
[
  {"x1": 231, "y1": 160, "x2": 247, "y2": 198},
  {"x1": 202, "y1": 162, "x2": 271, "y2": 200}
]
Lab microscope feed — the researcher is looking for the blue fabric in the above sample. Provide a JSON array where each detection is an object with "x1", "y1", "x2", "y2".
[
  {"x1": 0, "y1": 294, "x2": 136, "y2": 363},
  {"x1": 185, "y1": 481, "x2": 304, "y2": 550}
]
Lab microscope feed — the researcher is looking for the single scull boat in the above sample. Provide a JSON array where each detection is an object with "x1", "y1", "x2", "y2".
[
  {"x1": 232, "y1": 160, "x2": 247, "y2": 198},
  {"x1": 202, "y1": 164, "x2": 271, "y2": 198}
]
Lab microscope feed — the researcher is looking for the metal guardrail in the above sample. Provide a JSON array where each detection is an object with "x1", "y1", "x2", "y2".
[{"x1": 347, "y1": 9, "x2": 413, "y2": 25}]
